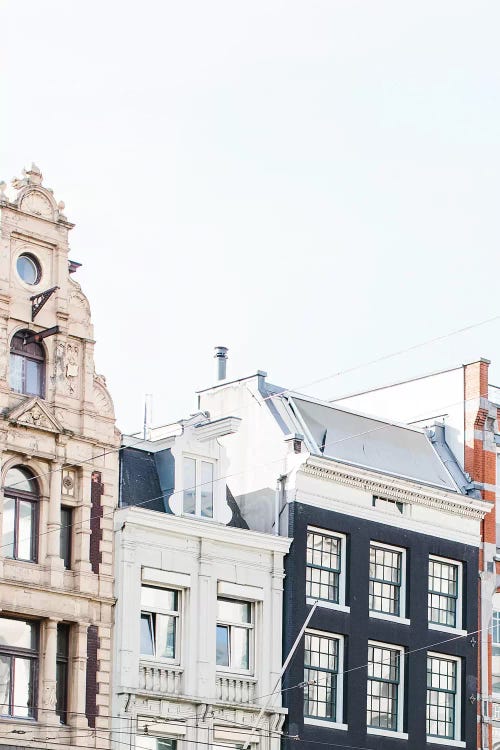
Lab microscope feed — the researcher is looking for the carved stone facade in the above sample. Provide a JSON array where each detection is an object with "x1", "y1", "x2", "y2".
[{"x1": 0, "y1": 165, "x2": 119, "y2": 750}]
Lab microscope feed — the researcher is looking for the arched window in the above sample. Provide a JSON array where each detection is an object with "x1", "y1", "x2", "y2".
[
  {"x1": 2, "y1": 466, "x2": 39, "y2": 562},
  {"x1": 10, "y1": 330, "x2": 45, "y2": 398}
]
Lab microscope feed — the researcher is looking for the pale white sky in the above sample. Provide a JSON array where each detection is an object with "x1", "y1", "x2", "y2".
[{"x1": 2, "y1": 1, "x2": 500, "y2": 432}]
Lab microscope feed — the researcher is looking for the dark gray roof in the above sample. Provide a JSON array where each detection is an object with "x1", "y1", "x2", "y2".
[
  {"x1": 287, "y1": 396, "x2": 461, "y2": 492},
  {"x1": 120, "y1": 446, "x2": 174, "y2": 512}
]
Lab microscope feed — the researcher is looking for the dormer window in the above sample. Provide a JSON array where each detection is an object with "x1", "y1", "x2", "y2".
[
  {"x1": 183, "y1": 457, "x2": 214, "y2": 518},
  {"x1": 10, "y1": 331, "x2": 45, "y2": 398}
]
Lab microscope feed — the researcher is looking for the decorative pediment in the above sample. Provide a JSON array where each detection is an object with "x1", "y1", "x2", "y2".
[{"x1": 7, "y1": 397, "x2": 63, "y2": 433}]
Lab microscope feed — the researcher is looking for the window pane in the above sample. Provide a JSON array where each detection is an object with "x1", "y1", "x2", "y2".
[
  {"x1": 156, "y1": 615, "x2": 176, "y2": 659},
  {"x1": 4, "y1": 466, "x2": 38, "y2": 494},
  {"x1": 0, "y1": 617, "x2": 37, "y2": 650},
  {"x1": 304, "y1": 633, "x2": 339, "y2": 721},
  {"x1": 56, "y1": 658, "x2": 68, "y2": 723},
  {"x1": 427, "y1": 655, "x2": 458, "y2": 739},
  {"x1": 17, "y1": 500, "x2": 34, "y2": 561},
  {"x1": 369, "y1": 545, "x2": 402, "y2": 616},
  {"x1": 140, "y1": 614, "x2": 154, "y2": 655},
  {"x1": 157, "y1": 741, "x2": 177, "y2": 750},
  {"x1": 201, "y1": 462, "x2": 213, "y2": 518},
  {"x1": 2, "y1": 497, "x2": 15, "y2": 558},
  {"x1": 232, "y1": 627, "x2": 249, "y2": 670},
  {"x1": 12, "y1": 657, "x2": 32, "y2": 717},
  {"x1": 141, "y1": 587, "x2": 178, "y2": 612},
  {"x1": 0, "y1": 656, "x2": 10, "y2": 715},
  {"x1": 9, "y1": 354, "x2": 23, "y2": 393},
  {"x1": 216, "y1": 625, "x2": 229, "y2": 666},
  {"x1": 60, "y1": 507, "x2": 72, "y2": 569},
  {"x1": 217, "y1": 598, "x2": 251, "y2": 624},
  {"x1": 367, "y1": 645, "x2": 400, "y2": 730},
  {"x1": 25, "y1": 359, "x2": 42, "y2": 397},
  {"x1": 428, "y1": 560, "x2": 458, "y2": 627},
  {"x1": 183, "y1": 458, "x2": 196, "y2": 514}
]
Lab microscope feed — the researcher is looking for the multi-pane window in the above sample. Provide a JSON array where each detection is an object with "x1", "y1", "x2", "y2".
[
  {"x1": 216, "y1": 598, "x2": 253, "y2": 672},
  {"x1": 137, "y1": 737, "x2": 177, "y2": 750},
  {"x1": 304, "y1": 631, "x2": 342, "y2": 722},
  {"x1": 10, "y1": 330, "x2": 45, "y2": 398},
  {"x1": 0, "y1": 617, "x2": 38, "y2": 718},
  {"x1": 426, "y1": 654, "x2": 460, "y2": 740},
  {"x1": 56, "y1": 624, "x2": 70, "y2": 724},
  {"x1": 2, "y1": 466, "x2": 39, "y2": 562},
  {"x1": 367, "y1": 643, "x2": 403, "y2": 731},
  {"x1": 306, "y1": 529, "x2": 344, "y2": 605},
  {"x1": 369, "y1": 543, "x2": 404, "y2": 617},
  {"x1": 183, "y1": 457, "x2": 214, "y2": 518},
  {"x1": 60, "y1": 507, "x2": 72, "y2": 569},
  {"x1": 428, "y1": 557, "x2": 461, "y2": 629},
  {"x1": 140, "y1": 587, "x2": 179, "y2": 661}
]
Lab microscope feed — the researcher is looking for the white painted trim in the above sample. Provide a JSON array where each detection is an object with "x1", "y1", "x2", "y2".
[
  {"x1": 137, "y1": 717, "x2": 187, "y2": 736},
  {"x1": 428, "y1": 623, "x2": 467, "y2": 637},
  {"x1": 369, "y1": 541, "x2": 407, "y2": 620},
  {"x1": 427, "y1": 651, "x2": 462, "y2": 744},
  {"x1": 142, "y1": 567, "x2": 191, "y2": 589},
  {"x1": 303, "y1": 718, "x2": 348, "y2": 730},
  {"x1": 367, "y1": 640, "x2": 405, "y2": 733},
  {"x1": 306, "y1": 527, "x2": 347, "y2": 607},
  {"x1": 218, "y1": 581, "x2": 264, "y2": 601},
  {"x1": 367, "y1": 728, "x2": 408, "y2": 739},
  {"x1": 305, "y1": 629, "x2": 345, "y2": 726},
  {"x1": 307, "y1": 597, "x2": 350, "y2": 614},
  {"x1": 213, "y1": 726, "x2": 260, "y2": 744},
  {"x1": 295, "y1": 491, "x2": 481, "y2": 547},
  {"x1": 428, "y1": 556, "x2": 463, "y2": 631},
  {"x1": 370, "y1": 611, "x2": 410, "y2": 626}
]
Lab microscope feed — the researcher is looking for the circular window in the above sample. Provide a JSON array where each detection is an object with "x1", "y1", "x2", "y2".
[{"x1": 16, "y1": 254, "x2": 41, "y2": 285}]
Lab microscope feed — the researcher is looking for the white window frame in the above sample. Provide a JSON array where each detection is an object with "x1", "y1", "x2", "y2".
[
  {"x1": 426, "y1": 652, "x2": 463, "y2": 747},
  {"x1": 366, "y1": 640, "x2": 407, "y2": 739},
  {"x1": 372, "y1": 495, "x2": 408, "y2": 516},
  {"x1": 303, "y1": 628, "x2": 347, "y2": 731},
  {"x1": 216, "y1": 597, "x2": 254, "y2": 676},
  {"x1": 140, "y1": 585, "x2": 182, "y2": 665},
  {"x1": 369, "y1": 541, "x2": 409, "y2": 625},
  {"x1": 428, "y1": 555, "x2": 464, "y2": 634},
  {"x1": 182, "y1": 454, "x2": 215, "y2": 518},
  {"x1": 305, "y1": 526, "x2": 349, "y2": 613}
]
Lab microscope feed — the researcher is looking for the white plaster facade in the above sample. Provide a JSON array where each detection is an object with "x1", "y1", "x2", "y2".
[{"x1": 0, "y1": 165, "x2": 119, "y2": 749}]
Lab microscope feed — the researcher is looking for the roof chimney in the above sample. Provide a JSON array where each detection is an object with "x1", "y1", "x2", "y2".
[{"x1": 214, "y1": 346, "x2": 228, "y2": 381}]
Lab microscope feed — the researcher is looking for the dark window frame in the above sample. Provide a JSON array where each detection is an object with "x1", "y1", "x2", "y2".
[
  {"x1": 3, "y1": 468, "x2": 40, "y2": 563},
  {"x1": 56, "y1": 623, "x2": 70, "y2": 724},
  {"x1": 9, "y1": 330, "x2": 46, "y2": 398},
  {"x1": 0, "y1": 616, "x2": 39, "y2": 719},
  {"x1": 60, "y1": 506, "x2": 72, "y2": 569}
]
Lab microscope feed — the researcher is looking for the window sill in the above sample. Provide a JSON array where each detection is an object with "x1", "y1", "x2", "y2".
[
  {"x1": 428, "y1": 623, "x2": 466, "y2": 636},
  {"x1": 367, "y1": 727, "x2": 408, "y2": 740},
  {"x1": 216, "y1": 669, "x2": 256, "y2": 679},
  {"x1": 306, "y1": 597, "x2": 350, "y2": 614},
  {"x1": 427, "y1": 737, "x2": 465, "y2": 747},
  {"x1": 304, "y1": 718, "x2": 347, "y2": 730},
  {"x1": 369, "y1": 611, "x2": 410, "y2": 626}
]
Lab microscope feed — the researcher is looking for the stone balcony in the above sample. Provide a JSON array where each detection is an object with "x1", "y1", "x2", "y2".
[
  {"x1": 215, "y1": 673, "x2": 258, "y2": 704},
  {"x1": 139, "y1": 662, "x2": 184, "y2": 695}
]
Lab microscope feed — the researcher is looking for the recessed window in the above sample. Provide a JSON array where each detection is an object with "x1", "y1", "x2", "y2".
[
  {"x1": 60, "y1": 507, "x2": 72, "y2": 569},
  {"x1": 0, "y1": 616, "x2": 38, "y2": 718},
  {"x1": 367, "y1": 642, "x2": 404, "y2": 732},
  {"x1": 369, "y1": 543, "x2": 405, "y2": 618},
  {"x1": 183, "y1": 457, "x2": 214, "y2": 518},
  {"x1": 137, "y1": 737, "x2": 177, "y2": 750},
  {"x1": 428, "y1": 556, "x2": 462, "y2": 630},
  {"x1": 304, "y1": 631, "x2": 343, "y2": 722},
  {"x1": 372, "y1": 496, "x2": 405, "y2": 515},
  {"x1": 16, "y1": 253, "x2": 41, "y2": 285},
  {"x1": 10, "y1": 330, "x2": 45, "y2": 398},
  {"x1": 216, "y1": 598, "x2": 253, "y2": 673},
  {"x1": 2, "y1": 465, "x2": 39, "y2": 562},
  {"x1": 306, "y1": 528, "x2": 346, "y2": 607},
  {"x1": 56, "y1": 623, "x2": 70, "y2": 724},
  {"x1": 140, "y1": 586, "x2": 179, "y2": 661},
  {"x1": 426, "y1": 653, "x2": 461, "y2": 741}
]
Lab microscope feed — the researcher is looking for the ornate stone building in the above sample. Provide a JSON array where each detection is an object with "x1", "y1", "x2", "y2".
[{"x1": 0, "y1": 165, "x2": 119, "y2": 749}]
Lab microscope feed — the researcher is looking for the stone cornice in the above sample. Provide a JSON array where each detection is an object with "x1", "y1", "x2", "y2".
[{"x1": 301, "y1": 457, "x2": 491, "y2": 520}]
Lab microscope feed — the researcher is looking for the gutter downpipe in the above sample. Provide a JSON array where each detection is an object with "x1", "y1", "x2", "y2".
[{"x1": 242, "y1": 600, "x2": 319, "y2": 749}]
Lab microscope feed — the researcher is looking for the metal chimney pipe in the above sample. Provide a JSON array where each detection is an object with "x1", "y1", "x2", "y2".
[{"x1": 214, "y1": 346, "x2": 228, "y2": 380}]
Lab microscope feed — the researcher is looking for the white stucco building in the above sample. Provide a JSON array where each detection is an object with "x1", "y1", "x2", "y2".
[{"x1": 112, "y1": 412, "x2": 291, "y2": 750}]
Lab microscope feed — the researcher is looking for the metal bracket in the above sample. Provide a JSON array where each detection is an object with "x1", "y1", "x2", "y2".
[
  {"x1": 29, "y1": 285, "x2": 59, "y2": 321},
  {"x1": 24, "y1": 326, "x2": 60, "y2": 345}
]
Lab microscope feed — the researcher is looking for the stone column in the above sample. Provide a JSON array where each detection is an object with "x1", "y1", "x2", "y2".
[
  {"x1": 46, "y1": 461, "x2": 62, "y2": 561},
  {"x1": 73, "y1": 468, "x2": 93, "y2": 592},
  {"x1": 69, "y1": 622, "x2": 89, "y2": 730},
  {"x1": 42, "y1": 617, "x2": 61, "y2": 726}
]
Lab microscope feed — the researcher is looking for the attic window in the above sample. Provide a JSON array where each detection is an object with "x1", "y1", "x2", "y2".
[{"x1": 372, "y1": 496, "x2": 405, "y2": 515}]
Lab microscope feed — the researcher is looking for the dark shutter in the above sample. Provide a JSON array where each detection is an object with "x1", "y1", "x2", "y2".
[
  {"x1": 89, "y1": 471, "x2": 103, "y2": 574},
  {"x1": 85, "y1": 625, "x2": 99, "y2": 728}
]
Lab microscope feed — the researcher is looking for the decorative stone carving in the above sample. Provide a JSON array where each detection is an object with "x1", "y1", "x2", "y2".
[
  {"x1": 94, "y1": 379, "x2": 114, "y2": 418},
  {"x1": 8, "y1": 397, "x2": 63, "y2": 434},
  {"x1": 69, "y1": 289, "x2": 91, "y2": 327},
  {"x1": 62, "y1": 468, "x2": 76, "y2": 496},
  {"x1": 19, "y1": 190, "x2": 53, "y2": 219},
  {"x1": 54, "y1": 341, "x2": 80, "y2": 397}
]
